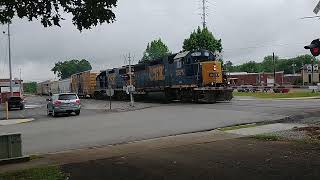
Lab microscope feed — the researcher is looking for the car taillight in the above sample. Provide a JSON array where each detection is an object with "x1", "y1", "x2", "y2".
[
  {"x1": 75, "y1": 99, "x2": 80, "y2": 104},
  {"x1": 54, "y1": 100, "x2": 62, "y2": 106}
]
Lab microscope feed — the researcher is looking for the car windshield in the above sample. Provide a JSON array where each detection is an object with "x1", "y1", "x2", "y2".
[{"x1": 58, "y1": 94, "x2": 77, "y2": 100}]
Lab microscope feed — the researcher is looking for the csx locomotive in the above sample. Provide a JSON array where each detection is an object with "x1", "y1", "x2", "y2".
[{"x1": 94, "y1": 49, "x2": 233, "y2": 103}]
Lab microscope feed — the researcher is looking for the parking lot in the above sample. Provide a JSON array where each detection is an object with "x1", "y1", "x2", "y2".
[{"x1": 1, "y1": 95, "x2": 320, "y2": 154}]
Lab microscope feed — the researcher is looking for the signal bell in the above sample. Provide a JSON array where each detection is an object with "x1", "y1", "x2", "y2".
[{"x1": 305, "y1": 39, "x2": 320, "y2": 57}]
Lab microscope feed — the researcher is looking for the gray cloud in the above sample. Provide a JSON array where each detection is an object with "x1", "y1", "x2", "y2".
[{"x1": 0, "y1": 0, "x2": 320, "y2": 81}]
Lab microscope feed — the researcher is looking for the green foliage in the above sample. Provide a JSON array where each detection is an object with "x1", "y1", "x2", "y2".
[
  {"x1": 183, "y1": 27, "x2": 222, "y2": 53},
  {"x1": 0, "y1": 0, "x2": 117, "y2": 31},
  {"x1": 23, "y1": 82, "x2": 37, "y2": 94},
  {"x1": 254, "y1": 134, "x2": 281, "y2": 141},
  {"x1": 51, "y1": 59, "x2": 92, "y2": 79},
  {"x1": 0, "y1": 166, "x2": 67, "y2": 180},
  {"x1": 229, "y1": 54, "x2": 318, "y2": 73},
  {"x1": 140, "y1": 39, "x2": 170, "y2": 63}
]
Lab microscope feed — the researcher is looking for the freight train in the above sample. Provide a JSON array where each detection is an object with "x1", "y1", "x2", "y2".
[
  {"x1": 37, "y1": 71, "x2": 98, "y2": 98},
  {"x1": 94, "y1": 49, "x2": 233, "y2": 103}
]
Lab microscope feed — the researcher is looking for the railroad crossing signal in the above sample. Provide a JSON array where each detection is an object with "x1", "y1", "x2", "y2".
[
  {"x1": 314, "y1": 0, "x2": 320, "y2": 14},
  {"x1": 305, "y1": 39, "x2": 320, "y2": 57}
]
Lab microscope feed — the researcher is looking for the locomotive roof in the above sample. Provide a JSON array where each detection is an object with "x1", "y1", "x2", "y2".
[{"x1": 174, "y1": 51, "x2": 190, "y2": 59}]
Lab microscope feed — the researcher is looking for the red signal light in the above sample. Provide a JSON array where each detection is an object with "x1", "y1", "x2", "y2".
[
  {"x1": 311, "y1": 47, "x2": 320, "y2": 56},
  {"x1": 305, "y1": 39, "x2": 320, "y2": 57}
]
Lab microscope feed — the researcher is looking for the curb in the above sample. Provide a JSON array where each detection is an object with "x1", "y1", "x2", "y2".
[{"x1": 0, "y1": 118, "x2": 35, "y2": 126}]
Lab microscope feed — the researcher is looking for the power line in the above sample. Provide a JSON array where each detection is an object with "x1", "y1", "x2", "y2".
[{"x1": 223, "y1": 42, "x2": 308, "y2": 52}]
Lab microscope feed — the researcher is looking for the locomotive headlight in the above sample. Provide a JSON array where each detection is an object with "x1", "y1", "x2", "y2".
[{"x1": 213, "y1": 65, "x2": 217, "y2": 71}]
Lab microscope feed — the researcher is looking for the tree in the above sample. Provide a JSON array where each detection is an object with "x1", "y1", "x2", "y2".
[
  {"x1": 183, "y1": 27, "x2": 222, "y2": 53},
  {"x1": 239, "y1": 61, "x2": 261, "y2": 73},
  {"x1": 226, "y1": 54, "x2": 318, "y2": 74},
  {"x1": 140, "y1": 39, "x2": 170, "y2": 63},
  {"x1": 260, "y1": 55, "x2": 279, "y2": 73},
  {"x1": 51, "y1": 59, "x2": 92, "y2": 79},
  {"x1": 0, "y1": 0, "x2": 118, "y2": 31},
  {"x1": 23, "y1": 82, "x2": 37, "y2": 94},
  {"x1": 225, "y1": 61, "x2": 233, "y2": 71}
]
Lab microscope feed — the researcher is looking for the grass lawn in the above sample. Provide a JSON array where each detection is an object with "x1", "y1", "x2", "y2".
[
  {"x1": 218, "y1": 123, "x2": 257, "y2": 131},
  {"x1": 0, "y1": 166, "x2": 67, "y2": 180},
  {"x1": 233, "y1": 91, "x2": 320, "y2": 99}
]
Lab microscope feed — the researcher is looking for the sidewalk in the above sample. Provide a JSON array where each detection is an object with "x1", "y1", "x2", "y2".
[{"x1": 1, "y1": 126, "x2": 319, "y2": 180}]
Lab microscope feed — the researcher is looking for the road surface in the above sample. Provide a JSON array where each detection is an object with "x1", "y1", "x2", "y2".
[{"x1": 0, "y1": 96, "x2": 319, "y2": 154}]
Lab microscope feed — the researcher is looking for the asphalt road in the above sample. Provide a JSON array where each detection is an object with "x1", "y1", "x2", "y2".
[{"x1": 0, "y1": 96, "x2": 319, "y2": 154}]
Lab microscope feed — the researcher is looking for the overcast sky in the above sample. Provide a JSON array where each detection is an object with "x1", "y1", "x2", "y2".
[{"x1": 0, "y1": 0, "x2": 320, "y2": 82}]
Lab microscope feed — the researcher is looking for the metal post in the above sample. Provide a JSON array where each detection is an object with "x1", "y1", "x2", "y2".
[
  {"x1": 8, "y1": 23, "x2": 13, "y2": 97},
  {"x1": 6, "y1": 101, "x2": 9, "y2": 120},
  {"x1": 312, "y1": 60, "x2": 314, "y2": 85},
  {"x1": 109, "y1": 88, "x2": 112, "y2": 110},
  {"x1": 128, "y1": 53, "x2": 134, "y2": 107},
  {"x1": 19, "y1": 68, "x2": 22, "y2": 95},
  {"x1": 302, "y1": 63, "x2": 305, "y2": 86}
]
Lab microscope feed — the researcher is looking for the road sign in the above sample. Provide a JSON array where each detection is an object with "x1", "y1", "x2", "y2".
[
  {"x1": 314, "y1": 1, "x2": 320, "y2": 14},
  {"x1": 309, "y1": 86, "x2": 318, "y2": 90},
  {"x1": 106, "y1": 88, "x2": 115, "y2": 97}
]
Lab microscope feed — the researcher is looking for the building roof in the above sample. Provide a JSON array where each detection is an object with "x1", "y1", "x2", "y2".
[
  {"x1": 284, "y1": 74, "x2": 301, "y2": 77},
  {"x1": 229, "y1": 72, "x2": 284, "y2": 76}
]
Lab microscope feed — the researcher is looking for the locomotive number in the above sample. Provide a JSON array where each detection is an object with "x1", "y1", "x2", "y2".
[{"x1": 209, "y1": 73, "x2": 220, "y2": 78}]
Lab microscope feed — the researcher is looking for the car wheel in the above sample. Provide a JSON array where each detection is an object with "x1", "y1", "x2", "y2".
[
  {"x1": 75, "y1": 110, "x2": 80, "y2": 116},
  {"x1": 20, "y1": 105, "x2": 24, "y2": 110}
]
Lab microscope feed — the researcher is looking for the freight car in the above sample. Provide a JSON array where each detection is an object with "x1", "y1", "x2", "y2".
[
  {"x1": 95, "y1": 49, "x2": 233, "y2": 103},
  {"x1": 36, "y1": 80, "x2": 52, "y2": 95},
  {"x1": 71, "y1": 71, "x2": 98, "y2": 98}
]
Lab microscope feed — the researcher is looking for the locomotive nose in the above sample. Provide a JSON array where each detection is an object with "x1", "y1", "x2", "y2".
[{"x1": 201, "y1": 61, "x2": 223, "y2": 86}]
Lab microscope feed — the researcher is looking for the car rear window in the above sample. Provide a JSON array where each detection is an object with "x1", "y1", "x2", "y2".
[
  {"x1": 58, "y1": 94, "x2": 77, "y2": 100},
  {"x1": 9, "y1": 97, "x2": 22, "y2": 101}
]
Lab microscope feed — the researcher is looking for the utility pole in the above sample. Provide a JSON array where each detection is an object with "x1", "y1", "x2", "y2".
[
  {"x1": 273, "y1": 52, "x2": 276, "y2": 87},
  {"x1": 202, "y1": 0, "x2": 207, "y2": 29},
  {"x1": 8, "y1": 23, "x2": 13, "y2": 96},
  {"x1": 128, "y1": 53, "x2": 134, "y2": 107}
]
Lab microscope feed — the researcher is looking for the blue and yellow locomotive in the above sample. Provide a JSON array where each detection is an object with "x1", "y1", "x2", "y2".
[{"x1": 94, "y1": 49, "x2": 233, "y2": 103}]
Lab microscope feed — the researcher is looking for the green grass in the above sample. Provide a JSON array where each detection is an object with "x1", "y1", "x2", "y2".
[
  {"x1": 233, "y1": 91, "x2": 320, "y2": 99},
  {"x1": 0, "y1": 166, "x2": 68, "y2": 180},
  {"x1": 219, "y1": 123, "x2": 257, "y2": 131},
  {"x1": 253, "y1": 134, "x2": 281, "y2": 141},
  {"x1": 29, "y1": 154, "x2": 44, "y2": 160}
]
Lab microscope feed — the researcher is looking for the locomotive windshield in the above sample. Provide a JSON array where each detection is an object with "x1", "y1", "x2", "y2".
[{"x1": 188, "y1": 51, "x2": 215, "y2": 63}]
